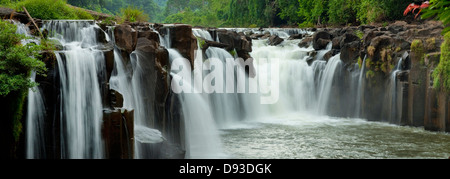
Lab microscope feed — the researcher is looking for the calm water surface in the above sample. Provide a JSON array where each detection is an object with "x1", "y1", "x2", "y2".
[{"x1": 221, "y1": 113, "x2": 450, "y2": 159}]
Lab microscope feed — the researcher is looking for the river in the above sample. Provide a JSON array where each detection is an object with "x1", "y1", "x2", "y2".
[{"x1": 221, "y1": 112, "x2": 450, "y2": 159}]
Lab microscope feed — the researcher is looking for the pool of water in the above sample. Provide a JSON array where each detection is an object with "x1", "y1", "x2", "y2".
[{"x1": 221, "y1": 113, "x2": 450, "y2": 159}]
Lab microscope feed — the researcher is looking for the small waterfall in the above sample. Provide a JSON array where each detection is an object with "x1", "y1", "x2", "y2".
[
  {"x1": 193, "y1": 28, "x2": 214, "y2": 41},
  {"x1": 12, "y1": 20, "x2": 47, "y2": 159},
  {"x1": 383, "y1": 58, "x2": 404, "y2": 124},
  {"x1": 204, "y1": 47, "x2": 242, "y2": 128},
  {"x1": 355, "y1": 56, "x2": 367, "y2": 118},
  {"x1": 169, "y1": 49, "x2": 224, "y2": 158},
  {"x1": 45, "y1": 20, "x2": 106, "y2": 159},
  {"x1": 26, "y1": 72, "x2": 46, "y2": 159},
  {"x1": 316, "y1": 55, "x2": 343, "y2": 115}
]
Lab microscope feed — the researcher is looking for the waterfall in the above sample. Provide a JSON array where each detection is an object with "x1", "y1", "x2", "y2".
[
  {"x1": 193, "y1": 28, "x2": 214, "y2": 41},
  {"x1": 12, "y1": 20, "x2": 47, "y2": 159},
  {"x1": 316, "y1": 55, "x2": 343, "y2": 115},
  {"x1": 169, "y1": 48, "x2": 225, "y2": 158},
  {"x1": 26, "y1": 72, "x2": 46, "y2": 159},
  {"x1": 45, "y1": 20, "x2": 106, "y2": 159},
  {"x1": 355, "y1": 56, "x2": 367, "y2": 118},
  {"x1": 382, "y1": 58, "x2": 404, "y2": 124}
]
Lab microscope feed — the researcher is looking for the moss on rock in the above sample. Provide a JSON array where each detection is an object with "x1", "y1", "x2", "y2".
[{"x1": 433, "y1": 32, "x2": 450, "y2": 92}]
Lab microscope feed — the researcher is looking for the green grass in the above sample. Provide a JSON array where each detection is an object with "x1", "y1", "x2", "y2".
[{"x1": 13, "y1": 0, "x2": 93, "y2": 20}]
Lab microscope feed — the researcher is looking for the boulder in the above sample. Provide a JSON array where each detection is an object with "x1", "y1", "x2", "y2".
[
  {"x1": 217, "y1": 29, "x2": 253, "y2": 61},
  {"x1": 218, "y1": 30, "x2": 252, "y2": 52},
  {"x1": 313, "y1": 31, "x2": 332, "y2": 50},
  {"x1": 201, "y1": 39, "x2": 230, "y2": 50},
  {"x1": 298, "y1": 36, "x2": 313, "y2": 48},
  {"x1": 250, "y1": 33, "x2": 265, "y2": 39},
  {"x1": 114, "y1": 24, "x2": 138, "y2": 53},
  {"x1": 287, "y1": 34, "x2": 303, "y2": 40},
  {"x1": 268, "y1": 35, "x2": 284, "y2": 46},
  {"x1": 161, "y1": 25, "x2": 198, "y2": 69}
]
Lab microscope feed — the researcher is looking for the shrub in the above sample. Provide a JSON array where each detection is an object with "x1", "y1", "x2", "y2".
[
  {"x1": 0, "y1": 20, "x2": 47, "y2": 144},
  {"x1": 120, "y1": 6, "x2": 149, "y2": 23},
  {"x1": 0, "y1": 20, "x2": 46, "y2": 96}
]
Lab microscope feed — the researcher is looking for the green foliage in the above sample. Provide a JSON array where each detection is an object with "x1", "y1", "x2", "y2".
[
  {"x1": 366, "y1": 70, "x2": 375, "y2": 79},
  {"x1": 422, "y1": 0, "x2": 450, "y2": 34},
  {"x1": 226, "y1": 0, "x2": 275, "y2": 27},
  {"x1": 356, "y1": 30, "x2": 364, "y2": 39},
  {"x1": 298, "y1": 21, "x2": 314, "y2": 28},
  {"x1": 357, "y1": 0, "x2": 410, "y2": 24},
  {"x1": 297, "y1": 0, "x2": 328, "y2": 25},
  {"x1": 328, "y1": 0, "x2": 359, "y2": 25},
  {"x1": 0, "y1": 20, "x2": 46, "y2": 96},
  {"x1": 277, "y1": 0, "x2": 301, "y2": 25},
  {"x1": 14, "y1": 0, "x2": 93, "y2": 20},
  {"x1": 120, "y1": 6, "x2": 149, "y2": 23},
  {"x1": 165, "y1": 0, "x2": 230, "y2": 27}
]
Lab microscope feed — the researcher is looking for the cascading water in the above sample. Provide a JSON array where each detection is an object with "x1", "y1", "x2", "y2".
[
  {"x1": 26, "y1": 72, "x2": 46, "y2": 159},
  {"x1": 250, "y1": 38, "x2": 342, "y2": 116},
  {"x1": 45, "y1": 20, "x2": 106, "y2": 159},
  {"x1": 13, "y1": 20, "x2": 47, "y2": 159},
  {"x1": 382, "y1": 58, "x2": 404, "y2": 124},
  {"x1": 316, "y1": 55, "x2": 343, "y2": 115},
  {"x1": 169, "y1": 48, "x2": 225, "y2": 158},
  {"x1": 355, "y1": 56, "x2": 367, "y2": 118}
]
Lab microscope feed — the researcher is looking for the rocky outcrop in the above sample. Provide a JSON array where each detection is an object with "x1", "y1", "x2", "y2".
[
  {"x1": 102, "y1": 108, "x2": 134, "y2": 159},
  {"x1": 339, "y1": 33, "x2": 361, "y2": 65},
  {"x1": 312, "y1": 31, "x2": 332, "y2": 50},
  {"x1": 114, "y1": 24, "x2": 138, "y2": 54},
  {"x1": 159, "y1": 25, "x2": 198, "y2": 69},
  {"x1": 217, "y1": 30, "x2": 253, "y2": 59}
]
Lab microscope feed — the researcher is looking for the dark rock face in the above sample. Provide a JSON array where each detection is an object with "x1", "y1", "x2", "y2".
[
  {"x1": 162, "y1": 25, "x2": 198, "y2": 69},
  {"x1": 340, "y1": 33, "x2": 361, "y2": 65},
  {"x1": 102, "y1": 108, "x2": 134, "y2": 159},
  {"x1": 217, "y1": 30, "x2": 252, "y2": 54},
  {"x1": 114, "y1": 24, "x2": 138, "y2": 54}
]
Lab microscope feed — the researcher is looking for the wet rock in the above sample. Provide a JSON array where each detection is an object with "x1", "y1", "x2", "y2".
[
  {"x1": 332, "y1": 36, "x2": 343, "y2": 50},
  {"x1": 162, "y1": 25, "x2": 198, "y2": 69},
  {"x1": 134, "y1": 36, "x2": 170, "y2": 129},
  {"x1": 102, "y1": 108, "x2": 134, "y2": 159},
  {"x1": 138, "y1": 30, "x2": 160, "y2": 44},
  {"x1": 298, "y1": 36, "x2": 313, "y2": 48},
  {"x1": 114, "y1": 24, "x2": 138, "y2": 53},
  {"x1": 313, "y1": 31, "x2": 332, "y2": 50},
  {"x1": 268, "y1": 35, "x2": 284, "y2": 46},
  {"x1": 249, "y1": 33, "x2": 265, "y2": 39},
  {"x1": 104, "y1": 49, "x2": 114, "y2": 81},
  {"x1": 202, "y1": 39, "x2": 230, "y2": 50},
  {"x1": 340, "y1": 33, "x2": 361, "y2": 65},
  {"x1": 110, "y1": 90, "x2": 124, "y2": 108},
  {"x1": 287, "y1": 34, "x2": 303, "y2": 40}
]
